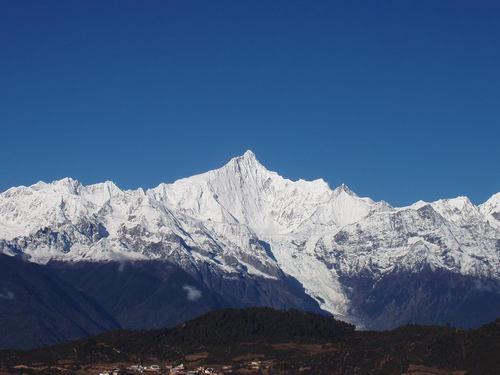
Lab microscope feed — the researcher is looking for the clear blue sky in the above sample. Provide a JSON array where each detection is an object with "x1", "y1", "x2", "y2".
[{"x1": 1, "y1": 1, "x2": 499, "y2": 206}]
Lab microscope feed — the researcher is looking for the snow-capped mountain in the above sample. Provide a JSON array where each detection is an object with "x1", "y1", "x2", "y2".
[{"x1": 1, "y1": 150, "x2": 499, "y2": 331}]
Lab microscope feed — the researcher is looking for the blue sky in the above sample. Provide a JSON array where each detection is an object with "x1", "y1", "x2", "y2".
[{"x1": 1, "y1": 1, "x2": 499, "y2": 206}]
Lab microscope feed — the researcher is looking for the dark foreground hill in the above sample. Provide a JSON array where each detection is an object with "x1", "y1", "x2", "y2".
[{"x1": 1, "y1": 308, "x2": 499, "y2": 374}]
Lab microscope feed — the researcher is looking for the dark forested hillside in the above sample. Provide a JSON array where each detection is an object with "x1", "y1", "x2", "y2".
[{"x1": 1, "y1": 308, "x2": 499, "y2": 374}]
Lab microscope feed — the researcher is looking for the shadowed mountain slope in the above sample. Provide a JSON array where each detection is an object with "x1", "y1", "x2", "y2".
[{"x1": 0, "y1": 255, "x2": 119, "y2": 350}]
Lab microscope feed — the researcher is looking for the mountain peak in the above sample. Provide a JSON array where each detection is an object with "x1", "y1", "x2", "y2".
[
  {"x1": 242, "y1": 149, "x2": 256, "y2": 159},
  {"x1": 483, "y1": 192, "x2": 500, "y2": 206},
  {"x1": 229, "y1": 149, "x2": 259, "y2": 163},
  {"x1": 333, "y1": 183, "x2": 357, "y2": 197},
  {"x1": 224, "y1": 150, "x2": 266, "y2": 173},
  {"x1": 50, "y1": 177, "x2": 82, "y2": 194}
]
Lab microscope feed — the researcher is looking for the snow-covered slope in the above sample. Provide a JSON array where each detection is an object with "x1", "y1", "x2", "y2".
[
  {"x1": 0, "y1": 151, "x2": 499, "y2": 325},
  {"x1": 480, "y1": 193, "x2": 500, "y2": 229}
]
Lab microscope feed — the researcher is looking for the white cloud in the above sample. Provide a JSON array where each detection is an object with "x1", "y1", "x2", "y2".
[
  {"x1": 118, "y1": 262, "x2": 126, "y2": 272},
  {"x1": 0, "y1": 289, "x2": 15, "y2": 300},
  {"x1": 182, "y1": 284, "x2": 202, "y2": 301}
]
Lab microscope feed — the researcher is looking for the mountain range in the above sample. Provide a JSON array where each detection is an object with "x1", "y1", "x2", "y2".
[{"x1": 0, "y1": 150, "x2": 499, "y2": 349}]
